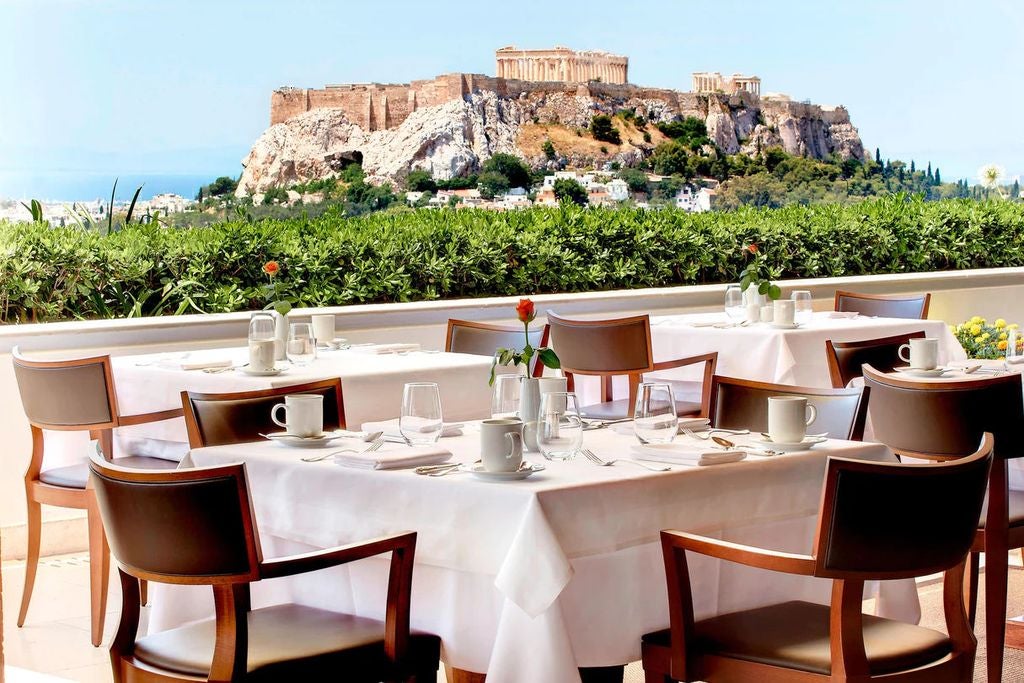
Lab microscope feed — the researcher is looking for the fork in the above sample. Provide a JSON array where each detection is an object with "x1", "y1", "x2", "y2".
[
  {"x1": 681, "y1": 427, "x2": 750, "y2": 440},
  {"x1": 582, "y1": 448, "x2": 671, "y2": 472},
  {"x1": 302, "y1": 439, "x2": 383, "y2": 463}
]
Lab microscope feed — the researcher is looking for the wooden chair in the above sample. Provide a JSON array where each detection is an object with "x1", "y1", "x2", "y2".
[
  {"x1": 445, "y1": 318, "x2": 547, "y2": 377},
  {"x1": 824, "y1": 331, "x2": 926, "y2": 388},
  {"x1": 709, "y1": 375, "x2": 869, "y2": 440},
  {"x1": 833, "y1": 291, "x2": 931, "y2": 319},
  {"x1": 181, "y1": 379, "x2": 345, "y2": 448},
  {"x1": 863, "y1": 365, "x2": 1024, "y2": 682},
  {"x1": 88, "y1": 456, "x2": 440, "y2": 682},
  {"x1": 642, "y1": 435, "x2": 993, "y2": 683},
  {"x1": 11, "y1": 347, "x2": 184, "y2": 647},
  {"x1": 545, "y1": 311, "x2": 717, "y2": 420}
]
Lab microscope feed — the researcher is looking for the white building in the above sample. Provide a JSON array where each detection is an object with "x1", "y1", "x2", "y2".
[
  {"x1": 674, "y1": 186, "x2": 715, "y2": 213},
  {"x1": 606, "y1": 178, "x2": 630, "y2": 202}
]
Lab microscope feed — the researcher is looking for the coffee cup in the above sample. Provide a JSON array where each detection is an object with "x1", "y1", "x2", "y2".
[
  {"x1": 311, "y1": 314, "x2": 336, "y2": 347},
  {"x1": 249, "y1": 338, "x2": 276, "y2": 372},
  {"x1": 898, "y1": 337, "x2": 939, "y2": 370},
  {"x1": 767, "y1": 396, "x2": 817, "y2": 444},
  {"x1": 271, "y1": 394, "x2": 324, "y2": 437},
  {"x1": 480, "y1": 418, "x2": 524, "y2": 472},
  {"x1": 773, "y1": 299, "x2": 795, "y2": 326}
]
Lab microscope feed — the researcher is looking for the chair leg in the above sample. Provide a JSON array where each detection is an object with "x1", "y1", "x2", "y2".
[
  {"x1": 140, "y1": 579, "x2": 148, "y2": 607},
  {"x1": 984, "y1": 547, "x2": 1008, "y2": 683},
  {"x1": 965, "y1": 550, "x2": 980, "y2": 628},
  {"x1": 17, "y1": 498, "x2": 42, "y2": 628},
  {"x1": 87, "y1": 504, "x2": 110, "y2": 647}
]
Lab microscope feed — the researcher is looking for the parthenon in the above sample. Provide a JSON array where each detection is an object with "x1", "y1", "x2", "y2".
[
  {"x1": 495, "y1": 45, "x2": 628, "y2": 84},
  {"x1": 691, "y1": 72, "x2": 761, "y2": 96}
]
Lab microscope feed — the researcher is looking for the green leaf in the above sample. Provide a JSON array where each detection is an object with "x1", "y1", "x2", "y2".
[
  {"x1": 739, "y1": 275, "x2": 751, "y2": 291},
  {"x1": 768, "y1": 284, "x2": 782, "y2": 300},
  {"x1": 757, "y1": 280, "x2": 771, "y2": 295},
  {"x1": 537, "y1": 347, "x2": 561, "y2": 369},
  {"x1": 273, "y1": 300, "x2": 292, "y2": 315}
]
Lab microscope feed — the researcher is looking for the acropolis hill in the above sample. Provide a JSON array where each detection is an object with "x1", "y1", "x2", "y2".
[{"x1": 238, "y1": 46, "x2": 864, "y2": 195}]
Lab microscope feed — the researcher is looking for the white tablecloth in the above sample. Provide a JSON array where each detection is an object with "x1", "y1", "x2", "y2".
[
  {"x1": 649, "y1": 312, "x2": 966, "y2": 388},
  {"x1": 148, "y1": 426, "x2": 919, "y2": 682}
]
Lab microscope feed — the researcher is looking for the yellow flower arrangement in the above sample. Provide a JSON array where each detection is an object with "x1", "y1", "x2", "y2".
[{"x1": 954, "y1": 316, "x2": 1023, "y2": 359}]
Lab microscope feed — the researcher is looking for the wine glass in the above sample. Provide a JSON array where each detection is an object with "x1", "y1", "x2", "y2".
[
  {"x1": 724, "y1": 285, "x2": 745, "y2": 320},
  {"x1": 537, "y1": 392, "x2": 583, "y2": 460},
  {"x1": 400, "y1": 382, "x2": 443, "y2": 445},
  {"x1": 286, "y1": 322, "x2": 317, "y2": 366},
  {"x1": 491, "y1": 374, "x2": 521, "y2": 419},
  {"x1": 792, "y1": 290, "x2": 813, "y2": 325},
  {"x1": 634, "y1": 383, "x2": 678, "y2": 444}
]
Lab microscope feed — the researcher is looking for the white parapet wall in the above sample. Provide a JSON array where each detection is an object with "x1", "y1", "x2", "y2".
[{"x1": 0, "y1": 267, "x2": 1021, "y2": 558}]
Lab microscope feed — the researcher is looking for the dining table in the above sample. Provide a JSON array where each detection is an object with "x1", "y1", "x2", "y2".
[{"x1": 147, "y1": 423, "x2": 921, "y2": 683}]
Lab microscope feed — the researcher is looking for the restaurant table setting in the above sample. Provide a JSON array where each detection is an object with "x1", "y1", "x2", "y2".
[{"x1": 148, "y1": 381, "x2": 921, "y2": 683}]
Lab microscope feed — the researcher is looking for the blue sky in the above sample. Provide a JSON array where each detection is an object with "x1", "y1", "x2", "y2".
[{"x1": 1, "y1": 0, "x2": 1021, "y2": 184}]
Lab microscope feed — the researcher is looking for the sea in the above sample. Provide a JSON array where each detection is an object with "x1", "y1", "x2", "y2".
[{"x1": 0, "y1": 172, "x2": 223, "y2": 203}]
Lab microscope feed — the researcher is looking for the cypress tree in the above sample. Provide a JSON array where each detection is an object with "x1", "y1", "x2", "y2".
[
  {"x1": 910, "y1": 160, "x2": 916, "y2": 173},
  {"x1": 875, "y1": 147, "x2": 882, "y2": 164},
  {"x1": 1012, "y1": 180, "x2": 1021, "y2": 199},
  {"x1": 934, "y1": 168, "x2": 941, "y2": 185}
]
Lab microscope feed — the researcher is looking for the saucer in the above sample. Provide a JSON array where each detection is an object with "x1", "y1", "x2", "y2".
[
  {"x1": 240, "y1": 366, "x2": 286, "y2": 376},
  {"x1": 264, "y1": 430, "x2": 346, "y2": 448},
  {"x1": 893, "y1": 366, "x2": 953, "y2": 378},
  {"x1": 468, "y1": 462, "x2": 545, "y2": 481},
  {"x1": 769, "y1": 322, "x2": 801, "y2": 330},
  {"x1": 752, "y1": 436, "x2": 828, "y2": 452}
]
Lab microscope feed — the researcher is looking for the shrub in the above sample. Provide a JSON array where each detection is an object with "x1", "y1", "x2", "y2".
[
  {"x1": 477, "y1": 171, "x2": 510, "y2": 200},
  {"x1": 552, "y1": 178, "x2": 589, "y2": 206},
  {"x1": 618, "y1": 168, "x2": 650, "y2": 194},
  {"x1": 656, "y1": 117, "x2": 709, "y2": 150},
  {"x1": 406, "y1": 170, "x2": 437, "y2": 193},
  {"x1": 542, "y1": 138, "x2": 557, "y2": 160},
  {"x1": 590, "y1": 115, "x2": 621, "y2": 145},
  {"x1": 482, "y1": 153, "x2": 532, "y2": 190}
]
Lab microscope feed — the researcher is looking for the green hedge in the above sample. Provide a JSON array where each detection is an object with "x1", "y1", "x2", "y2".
[{"x1": 1, "y1": 195, "x2": 1023, "y2": 323}]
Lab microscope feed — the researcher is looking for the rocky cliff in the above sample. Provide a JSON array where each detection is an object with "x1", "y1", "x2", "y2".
[{"x1": 236, "y1": 80, "x2": 864, "y2": 195}]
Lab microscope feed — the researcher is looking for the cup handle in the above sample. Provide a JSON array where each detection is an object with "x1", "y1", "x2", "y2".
[
  {"x1": 898, "y1": 344, "x2": 911, "y2": 362},
  {"x1": 805, "y1": 404, "x2": 818, "y2": 427},
  {"x1": 271, "y1": 403, "x2": 288, "y2": 429},
  {"x1": 505, "y1": 432, "x2": 523, "y2": 460}
]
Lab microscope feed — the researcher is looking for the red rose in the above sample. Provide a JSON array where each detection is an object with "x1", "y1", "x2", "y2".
[
  {"x1": 746, "y1": 244, "x2": 759, "y2": 254},
  {"x1": 263, "y1": 260, "x2": 280, "y2": 276},
  {"x1": 516, "y1": 298, "x2": 536, "y2": 323}
]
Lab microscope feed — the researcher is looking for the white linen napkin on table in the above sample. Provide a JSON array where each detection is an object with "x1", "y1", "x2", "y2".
[
  {"x1": 178, "y1": 358, "x2": 234, "y2": 371},
  {"x1": 361, "y1": 418, "x2": 464, "y2": 438},
  {"x1": 827, "y1": 311, "x2": 859, "y2": 319},
  {"x1": 631, "y1": 443, "x2": 747, "y2": 466},
  {"x1": 335, "y1": 444, "x2": 452, "y2": 470},
  {"x1": 610, "y1": 417, "x2": 710, "y2": 436}
]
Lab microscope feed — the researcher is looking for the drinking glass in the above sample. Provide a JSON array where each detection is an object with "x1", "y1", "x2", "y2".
[
  {"x1": 537, "y1": 392, "x2": 583, "y2": 460},
  {"x1": 249, "y1": 312, "x2": 276, "y2": 341},
  {"x1": 1007, "y1": 328, "x2": 1022, "y2": 364},
  {"x1": 286, "y1": 322, "x2": 317, "y2": 366},
  {"x1": 633, "y1": 383, "x2": 678, "y2": 444},
  {"x1": 491, "y1": 374, "x2": 521, "y2": 419},
  {"x1": 724, "y1": 285, "x2": 745, "y2": 320},
  {"x1": 400, "y1": 382, "x2": 443, "y2": 445},
  {"x1": 792, "y1": 290, "x2": 813, "y2": 325}
]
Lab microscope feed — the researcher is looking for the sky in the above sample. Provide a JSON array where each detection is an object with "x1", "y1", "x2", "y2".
[{"x1": 1, "y1": 0, "x2": 1021, "y2": 189}]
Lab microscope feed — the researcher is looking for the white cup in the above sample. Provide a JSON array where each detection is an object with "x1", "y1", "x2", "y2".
[
  {"x1": 773, "y1": 299, "x2": 795, "y2": 326},
  {"x1": 898, "y1": 337, "x2": 939, "y2": 370},
  {"x1": 767, "y1": 396, "x2": 818, "y2": 444},
  {"x1": 311, "y1": 315, "x2": 336, "y2": 346},
  {"x1": 480, "y1": 419, "x2": 524, "y2": 472},
  {"x1": 760, "y1": 304, "x2": 774, "y2": 323},
  {"x1": 271, "y1": 394, "x2": 324, "y2": 437},
  {"x1": 248, "y1": 338, "x2": 277, "y2": 372}
]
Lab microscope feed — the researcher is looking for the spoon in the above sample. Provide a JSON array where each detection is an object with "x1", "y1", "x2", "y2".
[
  {"x1": 711, "y1": 436, "x2": 736, "y2": 449},
  {"x1": 962, "y1": 364, "x2": 983, "y2": 374}
]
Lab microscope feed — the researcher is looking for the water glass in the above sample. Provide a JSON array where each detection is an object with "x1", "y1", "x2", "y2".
[
  {"x1": 286, "y1": 322, "x2": 317, "y2": 365},
  {"x1": 634, "y1": 383, "x2": 678, "y2": 444},
  {"x1": 724, "y1": 285, "x2": 745, "y2": 320},
  {"x1": 537, "y1": 392, "x2": 583, "y2": 460},
  {"x1": 1008, "y1": 328, "x2": 1022, "y2": 363},
  {"x1": 792, "y1": 290, "x2": 813, "y2": 325},
  {"x1": 400, "y1": 382, "x2": 443, "y2": 445},
  {"x1": 491, "y1": 374, "x2": 521, "y2": 419}
]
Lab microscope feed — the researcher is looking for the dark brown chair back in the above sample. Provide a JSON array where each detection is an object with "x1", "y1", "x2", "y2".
[
  {"x1": 89, "y1": 457, "x2": 262, "y2": 584},
  {"x1": 445, "y1": 319, "x2": 546, "y2": 374},
  {"x1": 834, "y1": 290, "x2": 931, "y2": 319},
  {"x1": 813, "y1": 437, "x2": 992, "y2": 579},
  {"x1": 546, "y1": 311, "x2": 653, "y2": 375},
  {"x1": 824, "y1": 330, "x2": 926, "y2": 388},
  {"x1": 12, "y1": 346, "x2": 117, "y2": 430},
  {"x1": 181, "y1": 379, "x2": 345, "y2": 448},
  {"x1": 710, "y1": 375, "x2": 869, "y2": 440},
  {"x1": 862, "y1": 365, "x2": 1024, "y2": 461}
]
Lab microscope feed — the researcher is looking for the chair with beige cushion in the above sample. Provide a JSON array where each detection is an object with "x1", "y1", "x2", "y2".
[
  {"x1": 546, "y1": 312, "x2": 717, "y2": 420},
  {"x1": 11, "y1": 347, "x2": 184, "y2": 646},
  {"x1": 833, "y1": 290, "x2": 931, "y2": 319},
  {"x1": 709, "y1": 375, "x2": 869, "y2": 440},
  {"x1": 89, "y1": 456, "x2": 441, "y2": 682},
  {"x1": 863, "y1": 365, "x2": 1024, "y2": 682},
  {"x1": 641, "y1": 435, "x2": 992, "y2": 683},
  {"x1": 445, "y1": 318, "x2": 547, "y2": 377},
  {"x1": 180, "y1": 379, "x2": 345, "y2": 448},
  {"x1": 824, "y1": 330, "x2": 926, "y2": 388}
]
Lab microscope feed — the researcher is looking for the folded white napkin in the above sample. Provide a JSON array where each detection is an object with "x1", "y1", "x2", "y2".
[
  {"x1": 349, "y1": 343, "x2": 422, "y2": 355},
  {"x1": 361, "y1": 419, "x2": 464, "y2": 438},
  {"x1": 610, "y1": 417, "x2": 710, "y2": 436},
  {"x1": 686, "y1": 320, "x2": 721, "y2": 328},
  {"x1": 1007, "y1": 356, "x2": 1024, "y2": 365},
  {"x1": 631, "y1": 443, "x2": 747, "y2": 466},
  {"x1": 179, "y1": 358, "x2": 234, "y2": 371},
  {"x1": 827, "y1": 311, "x2": 859, "y2": 319},
  {"x1": 335, "y1": 444, "x2": 452, "y2": 470}
]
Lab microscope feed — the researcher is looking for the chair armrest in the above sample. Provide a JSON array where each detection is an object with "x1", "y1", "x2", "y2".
[
  {"x1": 117, "y1": 408, "x2": 184, "y2": 427},
  {"x1": 260, "y1": 531, "x2": 417, "y2": 579},
  {"x1": 650, "y1": 352, "x2": 718, "y2": 373},
  {"x1": 661, "y1": 530, "x2": 815, "y2": 575}
]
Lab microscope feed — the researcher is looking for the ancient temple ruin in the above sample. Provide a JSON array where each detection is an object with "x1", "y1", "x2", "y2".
[
  {"x1": 495, "y1": 45, "x2": 628, "y2": 84},
  {"x1": 691, "y1": 72, "x2": 761, "y2": 96}
]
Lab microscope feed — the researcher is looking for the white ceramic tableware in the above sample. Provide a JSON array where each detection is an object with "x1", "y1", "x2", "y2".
[
  {"x1": 311, "y1": 315, "x2": 336, "y2": 347},
  {"x1": 480, "y1": 418, "x2": 524, "y2": 472},
  {"x1": 767, "y1": 396, "x2": 817, "y2": 444},
  {"x1": 271, "y1": 394, "x2": 324, "y2": 437},
  {"x1": 248, "y1": 338, "x2": 276, "y2": 372},
  {"x1": 898, "y1": 337, "x2": 939, "y2": 370},
  {"x1": 773, "y1": 299, "x2": 796, "y2": 326},
  {"x1": 469, "y1": 462, "x2": 544, "y2": 481},
  {"x1": 759, "y1": 304, "x2": 774, "y2": 323},
  {"x1": 752, "y1": 435, "x2": 828, "y2": 452}
]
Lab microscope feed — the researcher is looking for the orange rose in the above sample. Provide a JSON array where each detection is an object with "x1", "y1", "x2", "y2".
[
  {"x1": 516, "y1": 298, "x2": 536, "y2": 324},
  {"x1": 263, "y1": 260, "x2": 280, "y2": 276},
  {"x1": 746, "y1": 244, "x2": 759, "y2": 254}
]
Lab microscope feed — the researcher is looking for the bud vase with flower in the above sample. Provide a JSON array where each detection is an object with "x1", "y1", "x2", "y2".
[
  {"x1": 261, "y1": 260, "x2": 296, "y2": 359},
  {"x1": 738, "y1": 243, "x2": 781, "y2": 322}
]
